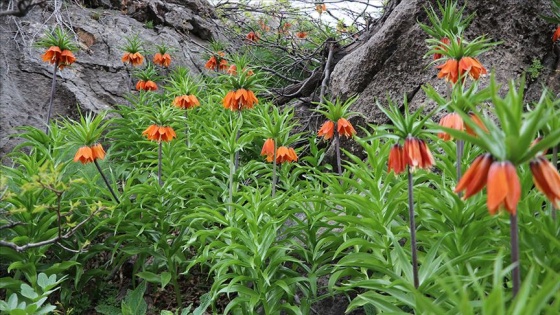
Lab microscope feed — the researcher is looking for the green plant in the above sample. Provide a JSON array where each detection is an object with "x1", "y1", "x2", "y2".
[
  {"x1": 145, "y1": 20, "x2": 154, "y2": 29},
  {"x1": 527, "y1": 58, "x2": 543, "y2": 80},
  {"x1": 0, "y1": 273, "x2": 66, "y2": 315}
]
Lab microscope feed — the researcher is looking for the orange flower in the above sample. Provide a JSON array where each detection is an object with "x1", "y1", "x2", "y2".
[
  {"x1": 205, "y1": 56, "x2": 217, "y2": 69},
  {"x1": 173, "y1": 95, "x2": 200, "y2": 109},
  {"x1": 276, "y1": 146, "x2": 298, "y2": 163},
  {"x1": 318, "y1": 120, "x2": 335, "y2": 140},
  {"x1": 153, "y1": 52, "x2": 171, "y2": 67},
  {"x1": 433, "y1": 37, "x2": 450, "y2": 60},
  {"x1": 487, "y1": 161, "x2": 520, "y2": 215},
  {"x1": 455, "y1": 154, "x2": 493, "y2": 199},
  {"x1": 227, "y1": 64, "x2": 237, "y2": 75},
  {"x1": 259, "y1": 20, "x2": 270, "y2": 32},
  {"x1": 337, "y1": 118, "x2": 356, "y2": 138},
  {"x1": 73, "y1": 144, "x2": 105, "y2": 164},
  {"x1": 465, "y1": 113, "x2": 488, "y2": 136},
  {"x1": 246, "y1": 31, "x2": 259, "y2": 42},
  {"x1": 553, "y1": 26, "x2": 560, "y2": 42},
  {"x1": 459, "y1": 57, "x2": 487, "y2": 80},
  {"x1": 59, "y1": 50, "x2": 76, "y2": 68},
  {"x1": 136, "y1": 80, "x2": 158, "y2": 91},
  {"x1": 219, "y1": 58, "x2": 229, "y2": 71},
  {"x1": 261, "y1": 138, "x2": 275, "y2": 162},
  {"x1": 142, "y1": 124, "x2": 176, "y2": 142},
  {"x1": 42, "y1": 46, "x2": 62, "y2": 64},
  {"x1": 91, "y1": 143, "x2": 106, "y2": 160},
  {"x1": 437, "y1": 59, "x2": 459, "y2": 83},
  {"x1": 222, "y1": 89, "x2": 258, "y2": 111},
  {"x1": 530, "y1": 156, "x2": 560, "y2": 209},
  {"x1": 295, "y1": 31, "x2": 308, "y2": 39},
  {"x1": 388, "y1": 144, "x2": 406, "y2": 175},
  {"x1": 438, "y1": 112, "x2": 464, "y2": 141},
  {"x1": 404, "y1": 137, "x2": 434, "y2": 170},
  {"x1": 316, "y1": 3, "x2": 327, "y2": 14},
  {"x1": 122, "y1": 52, "x2": 144, "y2": 66}
]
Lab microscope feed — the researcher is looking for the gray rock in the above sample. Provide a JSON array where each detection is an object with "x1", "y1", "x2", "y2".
[{"x1": 0, "y1": 0, "x2": 218, "y2": 156}]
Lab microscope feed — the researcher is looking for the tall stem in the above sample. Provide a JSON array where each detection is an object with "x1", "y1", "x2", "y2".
[
  {"x1": 552, "y1": 146, "x2": 558, "y2": 221},
  {"x1": 94, "y1": 160, "x2": 120, "y2": 203},
  {"x1": 407, "y1": 167, "x2": 419, "y2": 289},
  {"x1": 45, "y1": 62, "x2": 59, "y2": 135},
  {"x1": 185, "y1": 111, "x2": 190, "y2": 147},
  {"x1": 334, "y1": 127, "x2": 342, "y2": 176},
  {"x1": 56, "y1": 193, "x2": 62, "y2": 239},
  {"x1": 456, "y1": 140, "x2": 464, "y2": 197},
  {"x1": 272, "y1": 142, "x2": 277, "y2": 197},
  {"x1": 228, "y1": 153, "x2": 235, "y2": 217},
  {"x1": 158, "y1": 141, "x2": 163, "y2": 187},
  {"x1": 234, "y1": 111, "x2": 242, "y2": 171},
  {"x1": 510, "y1": 213, "x2": 520, "y2": 297}
]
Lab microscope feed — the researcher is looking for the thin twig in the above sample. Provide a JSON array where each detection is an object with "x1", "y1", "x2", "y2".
[
  {"x1": 0, "y1": 207, "x2": 107, "y2": 252},
  {"x1": 94, "y1": 160, "x2": 120, "y2": 204},
  {"x1": 45, "y1": 61, "x2": 58, "y2": 135}
]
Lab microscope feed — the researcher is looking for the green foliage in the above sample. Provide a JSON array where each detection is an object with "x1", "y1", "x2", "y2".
[
  {"x1": 0, "y1": 273, "x2": 66, "y2": 315},
  {"x1": 527, "y1": 58, "x2": 544, "y2": 80}
]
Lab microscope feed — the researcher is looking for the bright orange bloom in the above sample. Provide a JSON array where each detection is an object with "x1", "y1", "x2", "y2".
[
  {"x1": 58, "y1": 50, "x2": 76, "y2": 69},
  {"x1": 227, "y1": 64, "x2": 237, "y2": 75},
  {"x1": 42, "y1": 46, "x2": 62, "y2": 64},
  {"x1": 433, "y1": 37, "x2": 450, "y2": 60},
  {"x1": 553, "y1": 26, "x2": 560, "y2": 42},
  {"x1": 487, "y1": 161, "x2": 520, "y2": 215},
  {"x1": 530, "y1": 156, "x2": 560, "y2": 209},
  {"x1": 136, "y1": 80, "x2": 158, "y2": 91},
  {"x1": 142, "y1": 125, "x2": 176, "y2": 142},
  {"x1": 258, "y1": 20, "x2": 270, "y2": 32},
  {"x1": 205, "y1": 56, "x2": 218, "y2": 69},
  {"x1": 437, "y1": 59, "x2": 459, "y2": 83},
  {"x1": 122, "y1": 52, "x2": 144, "y2": 66},
  {"x1": 316, "y1": 3, "x2": 327, "y2": 14},
  {"x1": 219, "y1": 59, "x2": 228, "y2": 71},
  {"x1": 222, "y1": 89, "x2": 258, "y2": 111},
  {"x1": 73, "y1": 144, "x2": 105, "y2": 164},
  {"x1": 296, "y1": 31, "x2": 308, "y2": 39},
  {"x1": 438, "y1": 112, "x2": 464, "y2": 141},
  {"x1": 173, "y1": 95, "x2": 200, "y2": 109},
  {"x1": 404, "y1": 137, "x2": 434, "y2": 170},
  {"x1": 459, "y1": 57, "x2": 487, "y2": 80},
  {"x1": 455, "y1": 154, "x2": 493, "y2": 199},
  {"x1": 153, "y1": 52, "x2": 171, "y2": 67},
  {"x1": 337, "y1": 118, "x2": 356, "y2": 138},
  {"x1": 465, "y1": 113, "x2": 488, "y2": 136},
  {"x1": 318, "y1": 120, "x2": 335, "y2": 140},
  {"x1": 246, "y1": 31, "x2": 259, "y2": 42},
  {"x1": 276, "y1": 146, "x2": 298, "y2": 163},
  {"x1": 388, "y1": 144, "x2": 406, "y2": 174},
  {"x1": 261, "y1": 138, "x2": 275, "y2": 162}
]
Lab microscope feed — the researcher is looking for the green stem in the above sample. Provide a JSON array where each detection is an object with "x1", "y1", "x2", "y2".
[
  {"x1": 510, "y1": 213, "x2": 520, "y2": 297},
  {"x1": 45, "y1": 62, "x2": 59, "y2": 135},
  {"x1": 170, "y1": 260, "x2": 182, "y2": 307},
  {"x1": 407, "y1": 167, "x2": 419, "y2": 289},
  {"x1": 272, "y1": 141, "x2": 277, "y2": 197},
  {"x1": 228, "y1": 153, "x2": 235, "y2": 219},
  {"x1": 552, "y1": 146, "x2": 558, "y2": 221},
  {"x1": 334, "y1": 126, "x2": 342, "y2": 176},
  {"x1": 234, "y1": 111, "x2": 242, "y2": 171},
  {"x1": 185, "y1": 111, "x2": 190, "y2": 147},
  {"x1": 94, "y1": 160, "x2": 120, "y2": 203},
  {"x1": 456, "y1": 140, "x2": 464, "y2": 196},
  {"x1": 158, "y1": 141, "x2": 163, "y2": 187}
]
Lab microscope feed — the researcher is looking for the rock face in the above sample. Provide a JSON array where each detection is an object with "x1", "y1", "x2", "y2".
[
  {"x1": 330, "y1": 0, "x2": 556, "y2": 126},
  {"x1": 0, "y1": 0, "x2": 218, "y2": 156}
]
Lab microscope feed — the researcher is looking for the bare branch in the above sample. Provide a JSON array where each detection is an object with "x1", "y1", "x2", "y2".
[{"x1": 0, "y1": 0, "x2": 47, "y2": 17}]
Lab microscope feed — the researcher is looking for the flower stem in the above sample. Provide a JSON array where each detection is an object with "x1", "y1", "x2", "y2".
[
  {"x1": 94, "y1": 160, "x2": 120, "y2": 204},
  {"x1": 334, "y1": 127, "x2": 342, "y2": 176},
  {"x1": 552, "y1": 146, "x2": 558, "y2": 221},
  {"x1": 228, "y1": 153, "x2": 235, "y2": 217},
  {"x1": 272, "y1": 142, "x2": 277, "y2": 197},
  {"x1": 407, "y1": 167, "x2": 419, "y2": 289},
  {"x1": 158, "y1": 141, "x2": 163, "y2": 187},
  {"x1": 234, "y1": 111, "x2": 241, "y2": 171},
  {"x1": 510, "y1": 213, "x2": 520, "y2": 297},
  {"x1": 185, "y1": 111, "x2": 190, "y2": 147},
  {"x1": 456, "y1": 140, "x2": 464, "y2": 196},
  {"x1": 45, "y1": 62, "x2": 59, "y2": 135}
]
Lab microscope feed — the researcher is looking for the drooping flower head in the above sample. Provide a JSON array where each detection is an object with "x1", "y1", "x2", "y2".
[
  {"x1": 73, "y1": 144, "x2": 106, "y2": 164},
  {"x1": 246, "y1": 31, "x2": 259, "y2": 42},
  {"x1": 315, "y1": 97, "x2": 358, "y2": 141},
  {"x1": 276, "y1": 146, "x2": 298, "y2": 163},
  {"x1": 221, "y1": 55, "x2": 261, "y2": 111},
  {"x1": 142, "y1": 125, "x2": 177, "y2": 142},
  {"x1": 530, "y1": 156, "x2": 560, "y2": 209},
  {"x1": 454, "y1": 153, "x2": 493, "y2": 199},
  {"x1": 133, "y1": 63, "x2": 159, "y2": 92},
  {"x1": 438, "y1": 112, "x2": 464, "y2": 141},
  {"x1": 315, "y1": 3, "x2": 327, "y2": 14},
  {"x1": 153, "y1": 44, "x2": 172, "y2": 68},
  {"x1": 404, "y1": 137, "x2": 435, "y2": 171},
  {"x1": 295, "y1": 31, "x2": 308, "y2": 39},
  {"x1": 36, "y1": 26, "x2": 78, "y2": 70},
  {"x1": 166, "y1": 67, "x2": 201, "y2": 110},
  {"x1": 553, "y1": 26, "x2": 560, "y2": 42},
  {"x1": 388, "y1": 144, "x2": 406, "y2": 175},
  {"x1": 120, "y1": 34, "x2": 145, "y2": 67},
  {"x1": 62, "y1": 112, "x2": 108, "y2": 164},
  {"x1": 261, "y1": 138, "x2": 275, "y2": 162}
]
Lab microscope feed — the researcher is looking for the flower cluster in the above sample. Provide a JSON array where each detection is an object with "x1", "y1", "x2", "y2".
[
  {"x1": 173, "y1": 94, "x2": 200, "y2": 110},
  {"x1": 223, "y1": 89, "x2": 259, "y2": 111},
  {"x1": 388, "y1": 138, "x2": 435, "y2": 174},
  {"x1": 317, "y1": 118, "x2": 356, "y2": 140},
  {"x1": 142, "y1": 125, "x2": 177, "y2": 142},
  {"x1": 205, "y1": 52, "x2": 228, "y2": 71},
  {"x1": 260, "y1": 138, "x2": 298, "y2": 164}
]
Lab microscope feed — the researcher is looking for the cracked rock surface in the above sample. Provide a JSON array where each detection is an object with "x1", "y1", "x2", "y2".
[{"x1": 0, "y1": 0, "x2": 218, "y2": 156}]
